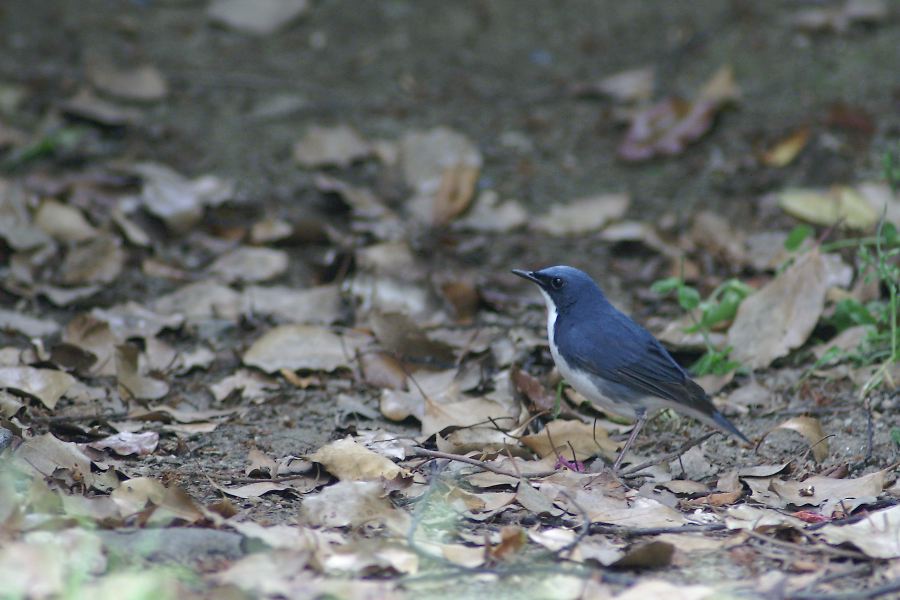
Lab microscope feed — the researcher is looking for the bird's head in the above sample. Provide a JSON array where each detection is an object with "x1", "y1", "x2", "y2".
[{"x1": 512, "y1": 265, "x2": 604, "y2": 312}]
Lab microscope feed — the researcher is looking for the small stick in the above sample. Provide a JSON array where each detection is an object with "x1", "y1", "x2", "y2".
[{"x1": 410, "y1": 447, "x2": 556, "y2": 479}]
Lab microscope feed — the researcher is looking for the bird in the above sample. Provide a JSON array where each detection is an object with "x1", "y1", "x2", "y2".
[{"x1": 512, "y1": 265, "x2": 749, "y2": 471}]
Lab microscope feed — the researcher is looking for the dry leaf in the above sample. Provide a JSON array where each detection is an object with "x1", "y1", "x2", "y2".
[
  {"x1": 771, "y1": 416, "x2": 829, "y2": 462},
  {"x1": 306, "y1": 437, "x2": 403, "y2": 481},
  {"x1": 293, "y1": 125, "x2": 371, "y2": 168},
  {"x1": 133, "y1": 163, "x2": 233, "y2": 232},
  {"x1": 116, "y1": 344, "x2": 169, "y2": 401},
  {"x1": 243, "y1": 325, "x2": 365, "y2": 373},
  {"x1": 60, "y1": 88, "x2": 141, "y2": 127},
  {"x1": 110, "y1": 477, "x2": 204, "y2": 523},
  {"x1": 761, "y1": 127, "x2": 810, "y2": 168},
  {"x1": 209, "y1": 369, "x2": 278, "y2": 402},
  {"x1": 243, "y1": 284, "x2": 342, "y2": 324},
  {"x1": 618, "y1": 66, "x2": 738, "y2": 162},
  {"x1": 454, "y1": 190, "x2": 528, "y2": 233},
  {"x1": 153, "y1": 280, "x2": 242, "y2": 324},
  {"x1": 209, "y1": 246, "x2": 288, "y2": 284},
  {"x1": 33, "y1": 199, "x2": 97, "y2": 242},
  {"x1": 14, "y1": 433, "x2": 94, "y2": 485},
  {"x1": 208, "y1": 0, "x2": 309, "y2": 35},
  {"x1": 579, "y1": 66, "x2": 655, "y2": 103},
  {"x1": 817, "y1": 504, "x2": 900, "y2": 558},
  {"x1": 771, "y1": 471, "x2": 884, "y2": 513},
  {"x1": 779, "y1": 186, "x2": 878, "y2": 230},
  {"x1": 0, "y1": 366, "x2": 75, "y2": 410},
  {"x1": 728, "y1": 249, "x2": 827, "y2": 369},
  {"x1": 87, "y1": 59, "x2": 168, "y2": 101},
  {"x1": 521, "y1": 419, "x2": 618, "y2": 461},
  {"x1": 60, "y1": 235, "x2": 125, "y2": 285},
  {"x1": 532, "y1": 193, "x2": 630, "y2": 236},
  {"x1": 88, "y1": 431, "x2": 159, "y2": 456},
  {"x1": 400, "y1": 127, "x2": 482, "y2": 226},
  {"x1": 301, "y1": 480, "x2": 409, "y2": 532},
  {"x1": 0, "y1": 309, "x2": 59, "y2": 338}
]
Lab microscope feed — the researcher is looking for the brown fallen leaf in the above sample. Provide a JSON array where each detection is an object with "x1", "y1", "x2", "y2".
[
  {"x1": 301, "y1": 480, "x2": 409, "y2": 532},
  {"x1": 612, "y1": 540, "x2": 675, "y2": 569},
  {"x1": 817, "y1": 504, "x2": 900, "y2": 558},
  {"x1": 116, "y1": 344, "x2": 169, "y2": 401},
  {"x1": 771, "y1": 470, "x2": 885, "y2": 514},
  {"x1": 360, "y1": 352, "x2": 407, "y2": 390},
  {"x1": 770, "y1": 416, "x2": 829, "y2": 462},
  {"x1": 682, "y1": 490, "x2": 743, "y2": 508},
  {"x1": 618, "y1": 66, "x2": 738, "y2": 162},
  {"x1": 728, "y1": 249, "x2": 828, "y2": 369},
  {"x1": 243, "y1": 325, "x2": 367, "y2": 373},
  {"x1": 14, "y1": 433, "x2": 94, "y2": 486},
  {"x1": 521, "y1": 419, "x2": 618, "y2": 461},
  {"x1": 0, "y1": 366, "x2": 75, "y2": 410},
  {"x1": 761, "y1": 127, "x2": 810, "y2": 168},
  {"x1": 132, "y1": 163, "x2": 233, "y2": 233},
  {"x1": 305, "y1": 437, "x2": 404, "y2": 481},
  {"x1": 110, "y1": 477, "x2": 204, "y2": 524},
  {"x1": 242, "y1": 284, "x2": 343, "y2": 325},
  {"x1": 60, "y1": 235, "x2": 125, "y2": 286}
]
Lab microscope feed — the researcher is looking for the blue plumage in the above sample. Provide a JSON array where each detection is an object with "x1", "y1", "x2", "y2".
[{"x1": 513, "y1": 265, "x2": 749, "y2": 469}]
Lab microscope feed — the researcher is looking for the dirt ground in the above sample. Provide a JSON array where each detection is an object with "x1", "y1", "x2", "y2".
[{"x1": 1, "y1": 1, "x2": 900, "y2": 598}]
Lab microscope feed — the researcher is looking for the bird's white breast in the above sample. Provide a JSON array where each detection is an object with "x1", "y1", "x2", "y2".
[{"x1": 537, "y1": 289, "x2": 638, "y2": 419}]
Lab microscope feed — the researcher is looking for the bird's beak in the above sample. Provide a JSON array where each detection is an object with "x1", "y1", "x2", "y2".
[{"x1": 511, "y1": 269, "x2": 541, "y2": 285}]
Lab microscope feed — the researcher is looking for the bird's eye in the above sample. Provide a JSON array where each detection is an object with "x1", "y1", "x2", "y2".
[{"x1": 550, "y1": 277, "x2": 564, "y2": 290}]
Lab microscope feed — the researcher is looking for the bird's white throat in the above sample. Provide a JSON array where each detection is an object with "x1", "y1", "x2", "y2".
[{"x1": 538, "y1": 289, "x2": 557, "y2": 348}]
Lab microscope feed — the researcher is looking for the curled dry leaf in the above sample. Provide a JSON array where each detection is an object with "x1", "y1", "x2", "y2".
[
  {"x1": 618, "y1": 66, "x2": 739, "y2": 162},
  {"x1": 92, "y1": 301, "x2": 185, "y2": 340},
  {"x1": 521, "y1": 419, "x2": 618, "y2": 461},
  {"x1": 209, "y1": 246, "x2": 289, "y2": 284},
  {"x1": 769, "y1": 416, "x2": 829, "y2": 462},
  {"x1": 293, "y1": 124, "x2": 371, "y2": 168},
  {"x1": 728, "y1": 249, "x2": 827, "y2": 369},
  {"x1": 532, "y1": 193, "x2": 630, "y2": 236},
  {"x1": 207, "y1": 0, "x2": 309, "y2": 35},
  {"x1": 133, "y1": 163, "x2": 233, "y2": 232},
  {"x1": 400, "y1": 127, "x2": 482, "y2": 226},
  {"x1": 243, "y1": 325, "x2": 366, "y2": 373},
  {"x1": 62, "y1": 314, "x2": 115, "y2": 375},
  {"x1": 209, "y1": 368, "x2": 278, "y2": 403},
  {"x1": 305, "y1": 437, "x2": 403, "y2": 481},
  {"x1": 0, "y1": 366, "x2": 75, "y2": 410},
  {"x1": 87, "y1": 431, "x2": 159, "y2": 456},
  {"x1": 115, "y1": 344, "x2": 169, "y2": 401},
  {"x1": 369, "y1": 311, "x2": 455, "y2": 365},
  {"x1": 110, "y1": 477, "x2": 204, "y2": 524}
]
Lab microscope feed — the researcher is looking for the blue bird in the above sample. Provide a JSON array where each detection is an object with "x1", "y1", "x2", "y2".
[{"x1": 513, "y1": 265, "x2": 749, "y2": 471}]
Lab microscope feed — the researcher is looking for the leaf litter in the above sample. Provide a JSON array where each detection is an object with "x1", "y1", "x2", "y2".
[{"x1": 1, "y1": 9, "x2": 898, "y2": 598}]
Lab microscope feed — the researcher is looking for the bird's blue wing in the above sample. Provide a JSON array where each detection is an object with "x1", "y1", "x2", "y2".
[{"x1": 560, "y1": 309, "x2": 711, "y2": 410}]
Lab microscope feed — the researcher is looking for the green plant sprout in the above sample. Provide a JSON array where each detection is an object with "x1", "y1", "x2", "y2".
[{"x1": 651, "y1": 277, "x2": 752, "y2": 376}]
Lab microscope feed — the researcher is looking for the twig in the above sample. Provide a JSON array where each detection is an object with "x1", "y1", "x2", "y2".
[
  {"x1": 589, "y1": 522, "x2": 727, "y2": 537},
  {"x1": 619, "y1": 431, "x2": 716, "y2": 477},
  {"x1": 788, "y1": 578, "x2": 900, "y2": 600},
  {"x1": 410, "y1": 447, "x2": 557, "y2": 479},
  {"x1": 744, "y1": 530, "x2": 866, "y2": 560}
]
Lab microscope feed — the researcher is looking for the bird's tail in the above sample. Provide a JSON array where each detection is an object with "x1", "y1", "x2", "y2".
[{"x1": 710, "y1": 409, "x2": 751, "y2": 445}]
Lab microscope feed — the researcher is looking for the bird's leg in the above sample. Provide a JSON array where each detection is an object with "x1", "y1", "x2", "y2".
[{"x1": 612, "y1": 407, "x2": 648, "y2": 473}]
